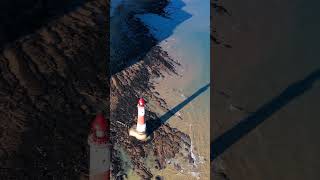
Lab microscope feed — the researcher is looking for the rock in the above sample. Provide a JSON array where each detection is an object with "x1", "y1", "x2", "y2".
[
  {"x1": 155, "y1": 175, "x2": 164, "y2": 180},
  {"x1": 135, "y1": 168, "x2": 152, "y2": 179},
  {"x1": 174, "y1": 163, "x2": 182, "y2": 171}
]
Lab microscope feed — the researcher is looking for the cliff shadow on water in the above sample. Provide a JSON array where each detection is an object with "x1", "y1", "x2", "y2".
[{"x1": 110, "y1": 0, "x2": 192, "y2": 76}]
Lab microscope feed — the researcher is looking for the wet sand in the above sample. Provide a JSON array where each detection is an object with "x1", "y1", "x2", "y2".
[
  {"x1": 145, "y1": 0, "x2": 211, "y2": 177},
  {"x1": 212, "y1": 0, "x2": 320, "y2": 179},
  {"x1": 152, "y1": 70, "x2": 210, "y2": 180}
]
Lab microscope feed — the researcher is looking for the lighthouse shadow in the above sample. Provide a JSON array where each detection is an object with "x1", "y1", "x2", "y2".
[{"x1": 146, "y1": 83, "x2": 210, "y2": 135}]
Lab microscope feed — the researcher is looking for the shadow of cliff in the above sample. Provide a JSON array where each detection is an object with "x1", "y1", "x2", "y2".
[
  {"x1": 147, "y1": 83, "x2": 210, "y2": 135},
  {"x1": 110, "y1": 0, "x2": 192, "y2": 75},
  {"x1": 0, "y1": 0, "x2": 90, "y2": 50},
  {"x1": 211, "y1": 69, "x2": 320, "y2": 161}
]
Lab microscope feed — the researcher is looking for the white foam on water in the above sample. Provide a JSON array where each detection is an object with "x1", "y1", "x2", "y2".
[{"x1": 190, "y1": 171, "x2": 201, "y2": 179}]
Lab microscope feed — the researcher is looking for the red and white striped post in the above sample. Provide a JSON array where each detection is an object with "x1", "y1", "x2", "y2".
[
  {"x1": 129, "y1": 98, "x2": 148, "y2": 141},
  {"x1": 88, "y1": 114, "x2": 110, "y2": 180}
]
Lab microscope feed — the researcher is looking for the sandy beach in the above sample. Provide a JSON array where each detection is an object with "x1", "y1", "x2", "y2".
[{"x1": 212, "y1": 0, "x2": 320, "y2": 179}]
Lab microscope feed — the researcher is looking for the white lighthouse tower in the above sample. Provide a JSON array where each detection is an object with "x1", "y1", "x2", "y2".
[{"x1": 129, "y1": 98, "x2": 148, "y2": 141}]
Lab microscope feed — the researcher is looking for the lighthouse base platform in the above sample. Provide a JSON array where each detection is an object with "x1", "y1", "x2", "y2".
[{"x1": 129, "y1": 125, "x2": 149, "y2": 141}]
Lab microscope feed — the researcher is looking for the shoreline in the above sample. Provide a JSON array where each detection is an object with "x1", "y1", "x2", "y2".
[
  {"x1": 144, "y1": 0, "x2": 211, "y2": 177},
  {"x1": 110, "y1": 0, "x2": 201, "y2": 179}
]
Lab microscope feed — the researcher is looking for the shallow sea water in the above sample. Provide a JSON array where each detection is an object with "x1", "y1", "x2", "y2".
[
  {"x1": 111, "y1": 0, "x2": 210, "y2": 179},
  {"x1": 138, "y1": 0, "x2": 210, "y2": 179}
]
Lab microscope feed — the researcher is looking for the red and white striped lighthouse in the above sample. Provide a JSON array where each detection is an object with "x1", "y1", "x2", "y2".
[
  {"x1": 129, "y1": 98, "x2": 148, "y2": 141},
  {"x1": 136, "y1": 98, "x2": 146, "y2": 133},
  {"x1": 88, "y1": 114, "x2": 110, "y2": 180}
]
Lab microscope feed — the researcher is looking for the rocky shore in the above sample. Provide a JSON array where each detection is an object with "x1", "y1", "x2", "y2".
[
  {"x1": 110, "y1": 45, "x2": 195, "y2": 179},
  {"x1": 110, "y1": 0, "x2": 197, "y2": 179},
  {"x1": 0, "y1": 0, "x2": 107, "y2": 178}
]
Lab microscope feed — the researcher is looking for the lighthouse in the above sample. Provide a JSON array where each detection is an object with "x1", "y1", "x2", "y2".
[
  {"x1": 88, "y1": 114, "x2": 111, "y2": 180},
  {"x1": 129, "y1": 98, "x2": 148, "y2": 141},
  {"x1": 136, "y1": 98, "x2": 146, "y2": 133}
]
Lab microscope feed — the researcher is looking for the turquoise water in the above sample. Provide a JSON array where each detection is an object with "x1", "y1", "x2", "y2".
[
  {"x1": 168, "y1": 0, "x2": 210, "y2": 86},
  {"x1": 137, "y1": 0, "x2": 210, "y2": 99}
]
